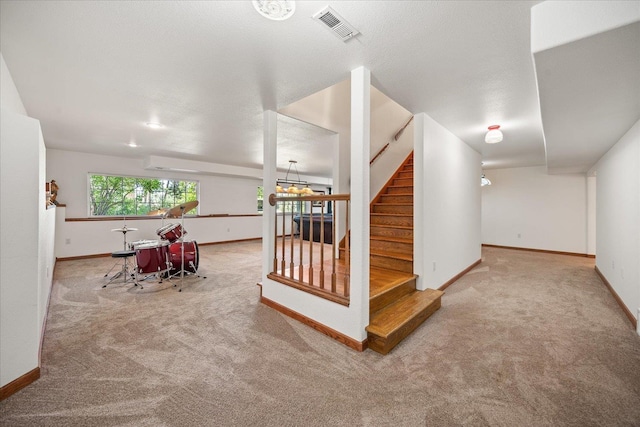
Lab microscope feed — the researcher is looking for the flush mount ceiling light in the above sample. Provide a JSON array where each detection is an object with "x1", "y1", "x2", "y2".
[
  {"x1": 485, "y1": 125, "x2": 503, "y2": 144},
  {"x1": 253, "y1": 0, "x2": 295, "y2": 21},
  {"x1": 145, "y1": 122, "x2": 164, "y2": 129},
  {"x1": 128, "y1": 141, "x2": 137, "y2": 148}
]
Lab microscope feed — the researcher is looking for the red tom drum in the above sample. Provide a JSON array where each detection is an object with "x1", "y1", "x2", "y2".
[
  {"x1": 156, "y1": 223, "x2": 186, "y2": 243},
  {"x1": 168, "y1": 241, "x2": 199, "y2": 274},
  {"x1": 135, "y1": 241, "x2": 170, "y2": 274}
]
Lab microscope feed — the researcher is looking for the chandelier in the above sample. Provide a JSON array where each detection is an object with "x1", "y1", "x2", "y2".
[{"x1": 276, "y1": 160, "x2": 314, "y2": 195}]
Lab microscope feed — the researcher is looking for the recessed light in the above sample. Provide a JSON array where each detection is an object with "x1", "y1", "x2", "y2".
[
  {"x1": 253, "y1": 0, "x2": 295, "y2": 21},
  {"x1": 145, "y1": 122, "x2": 164, "y2": 129}
]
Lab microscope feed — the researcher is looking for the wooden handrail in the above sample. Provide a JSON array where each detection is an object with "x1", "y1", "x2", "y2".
[
  {"x1": 269, "y1": 193, "x2": 350, "y2": 206},
  {"x1": 370, "y1": 115, "x2": 414, "y2": 165},
  {"x1": 370, "y1": 143, "x2": 390, "y2": 165}
]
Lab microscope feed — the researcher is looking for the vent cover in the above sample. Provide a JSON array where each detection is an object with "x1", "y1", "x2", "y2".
[{"x1": 312, "y1": 6, "x2": 359, "y2": 42}]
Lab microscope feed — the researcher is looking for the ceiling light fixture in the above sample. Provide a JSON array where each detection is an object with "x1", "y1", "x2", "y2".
[
  {"x1": 481, "y1": 174, "x2": 492, "y2": 187},
  {"x1": 128, "y1": 141, "x2": 137, "y2": 148},
  {"x1": 253, "y1": 0, "x2": 295, "y2": 21},
  {"x1": 485, "y1": 125, "x2": 503, "y2": 144},
  {"x1": 276, "y1": 160, "x2": 314, "y2": 194},
  {"x1": 145, "y1": 122, "x2": 164, "y2": 129}
]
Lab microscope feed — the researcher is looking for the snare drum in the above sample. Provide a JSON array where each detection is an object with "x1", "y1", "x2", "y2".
[
  {"x1": 156, "y1": 223, "x2": 186, "y2": 243},
  {"x1": 168, "y1": 241, "x2": 199, "y2": 274},
  {"x1": 129, "y1": 239, "x2": 159, "y2": 250},
  {"x1": 135, "y1": 241, "x2": 170, "y2": 274}
]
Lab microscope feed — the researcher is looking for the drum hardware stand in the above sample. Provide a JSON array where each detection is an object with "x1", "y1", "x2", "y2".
[
  {"x1": 104, "y1": 219, "x2": 138, "y2": 287},
  {"x1": 168, "y1": 205, "x2": 206, "y2": 292}
]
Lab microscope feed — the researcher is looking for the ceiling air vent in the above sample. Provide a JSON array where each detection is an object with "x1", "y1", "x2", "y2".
[{"x1": 312, "y1": 6, "x2": 359, "y2": 42}]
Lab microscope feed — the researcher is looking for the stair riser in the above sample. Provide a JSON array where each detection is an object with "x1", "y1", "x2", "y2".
[
  {"x1": 370, "y1": 279, "x2": 416, "y2": 315},
  {"x1": 371, "y1": 215, "x2": 413, "y2": 227},
  {"x1": 372, "y1": 204, "x2": 413, "y2": 214},
  {"x1": 370, "y1": 239, "x2": 413, "y2": 255},
  {"x1": 367, "y1": 297, "x2": 441, "y2": 355},
  {"x1": 370, "y1": 254, "x2": 413, "y2": 273},
  {"x1": 393, "y1": 178, "x2": 413, "y2": 186},
  {"x1": 379, "y1": 195, "x2": 412, "y2": 204},
  {"x1": 397, "y1": 171, "x2": 412, "y2": 179},
  {"x1": 370, "y1": 226, "x2": 413, "y2": 240}
]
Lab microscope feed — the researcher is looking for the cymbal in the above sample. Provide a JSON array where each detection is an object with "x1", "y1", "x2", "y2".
[
  {"x1": 167, "y1": 200, "x2": 199, "y2": 218},
  {"x1": 111, "y1": 227, "x2": 138, "y2": 232},
  {"x1": 146, "y1": 208, "x2": 167, "y2": 216}
]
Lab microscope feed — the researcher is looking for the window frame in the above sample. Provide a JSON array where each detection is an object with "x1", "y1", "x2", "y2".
[{"x1": 87, "y1": 173, "x2": 200, "y2": 217}]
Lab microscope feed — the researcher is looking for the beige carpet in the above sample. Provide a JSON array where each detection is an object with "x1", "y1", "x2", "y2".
[{"x1": 1, "y1": 242, "x2": 639, "y2": 426}]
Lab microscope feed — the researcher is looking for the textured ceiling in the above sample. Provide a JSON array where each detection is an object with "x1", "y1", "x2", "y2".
[
  {"x1": 534, "y1": 21, "x2": 640, "y2": 174},
  {"x1": 1, "y1": 1, "x2": 633, "y2": 178}
]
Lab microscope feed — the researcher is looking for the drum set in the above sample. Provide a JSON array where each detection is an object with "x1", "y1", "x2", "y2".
[{"x1": 110, "y1": 200, "x2": 204, "y2": 292}]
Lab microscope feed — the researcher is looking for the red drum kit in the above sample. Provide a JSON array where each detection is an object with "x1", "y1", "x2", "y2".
[
  {"x1": 156, "y1": 223, "x2": 186, "y2": 242},
  {"x1": 109, "y1": 200, "x2": 205, "y2": 291}
]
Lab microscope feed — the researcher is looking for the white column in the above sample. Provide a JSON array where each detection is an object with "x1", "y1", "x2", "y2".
[
  {"x1": 333, "y1": 132, "x2": 350, "y2": 257},
  {"x1": 350, "y1": 67, "x2": 370, "y2": 333},
  {"x1": 413, "y1": 113, "x2": 426, "y2": 290},
  {"x1": 262, "y1": 110, "x2": 278, "y2": 282}
]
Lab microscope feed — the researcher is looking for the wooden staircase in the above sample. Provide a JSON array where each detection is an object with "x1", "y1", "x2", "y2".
[{"x1": 365, "y1": 152, "x2": 443, "y2": 354}]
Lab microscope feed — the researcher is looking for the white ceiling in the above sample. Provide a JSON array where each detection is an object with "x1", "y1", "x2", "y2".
[
  {"x1": 534, "y1": 21, "x2": 640, "y2": 174},
  {"x1": 0, "y1": 1, "x2": 636, "y2": 178}
]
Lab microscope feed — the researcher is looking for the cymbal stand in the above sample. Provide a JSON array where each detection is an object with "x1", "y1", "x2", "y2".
[
  {"x1": 168, "y1": 206, "x2": 205, "y2": 292},
  {"x1": 103, "y1": 222, "x2": 137, "y2": 286}
]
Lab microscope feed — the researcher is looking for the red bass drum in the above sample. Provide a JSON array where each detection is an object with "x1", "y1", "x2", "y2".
[{"x1": 168, "y1": 241, "x2": 199, "y2": 274}]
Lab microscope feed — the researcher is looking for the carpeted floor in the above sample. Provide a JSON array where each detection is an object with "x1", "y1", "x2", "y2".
[{"x1": 1, "y1": 242, "x2": 639, "y2": 426}]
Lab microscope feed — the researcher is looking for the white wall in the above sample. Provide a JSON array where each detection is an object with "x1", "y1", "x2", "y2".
[
  {"x1": 592, "y1": 119, "x2": 640, "y2": 324},
  {"x1": 47, "y1": 149, "x2": 267, "y2": 258},
  {"x1": 1, "y1": 52, "x2": 56, "y2": 388},
  {"x1": 1, "y1": 110, "x2": 42, "y2": 387},
  {"x1": 587, "y1": 176, "x2": 597, "y2": 255},
  {"x1": 414, "y1": 113, "x2": 482, "y2": 290},
  {"x1": 481, "y1": 166, "x2": 590, "y2": 254},
  {"x1": 0, "y1": 54, "x2": 26, "y2": 115}
]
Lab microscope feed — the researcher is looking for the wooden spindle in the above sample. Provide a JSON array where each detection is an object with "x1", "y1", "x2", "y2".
[
  {"x1": 298, "y1": 199, "x2": 303, "y2": 281},
  {"x1": 289, "y1": 200, "x2": 295, "y2": 279},
  {"x1": 273, "y1": 199, "x2": 278, "y2": 273},
  {"x1": 281, "y1": 200, "x2": 286, "y2": 274},
  {"x1": 319, "y1": 202, "x2": 324, "y2": 289}
]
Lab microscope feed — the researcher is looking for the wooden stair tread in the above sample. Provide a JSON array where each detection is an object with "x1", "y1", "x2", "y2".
[
  {"x1": 371, "y1": 213, "x2": 412, "y2": 217},
  {"x1": 373, "y1": 203, "x2": 413, "y2": 207},
  {"x1": 370, "y1": 235, "x2": 412, "y2": 244},
  {"x1": 369, "y1": 267, "x2": 416, "y2": 298},
  {"x1": 370, "y1": 249, "x2": 413, "y2": 261},
  {"x1": 366, "y1": 289, "x2": 444, "y2": 337},
  {"x1": 371, "y1": 224, "x2": 413, "y2": 230}
]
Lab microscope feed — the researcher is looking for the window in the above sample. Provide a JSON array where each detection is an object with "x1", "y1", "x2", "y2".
[
  {"x1": 257, "y1": 186, "x2": 264, "y2": 213},
  {"x1": 89, "y1": 174, "x2": 198, "y2": 216}
]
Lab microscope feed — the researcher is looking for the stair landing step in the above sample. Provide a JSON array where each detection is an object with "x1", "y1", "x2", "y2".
[{"x1": 366, "y1": 289, "x2": 444, "y2": 354}]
